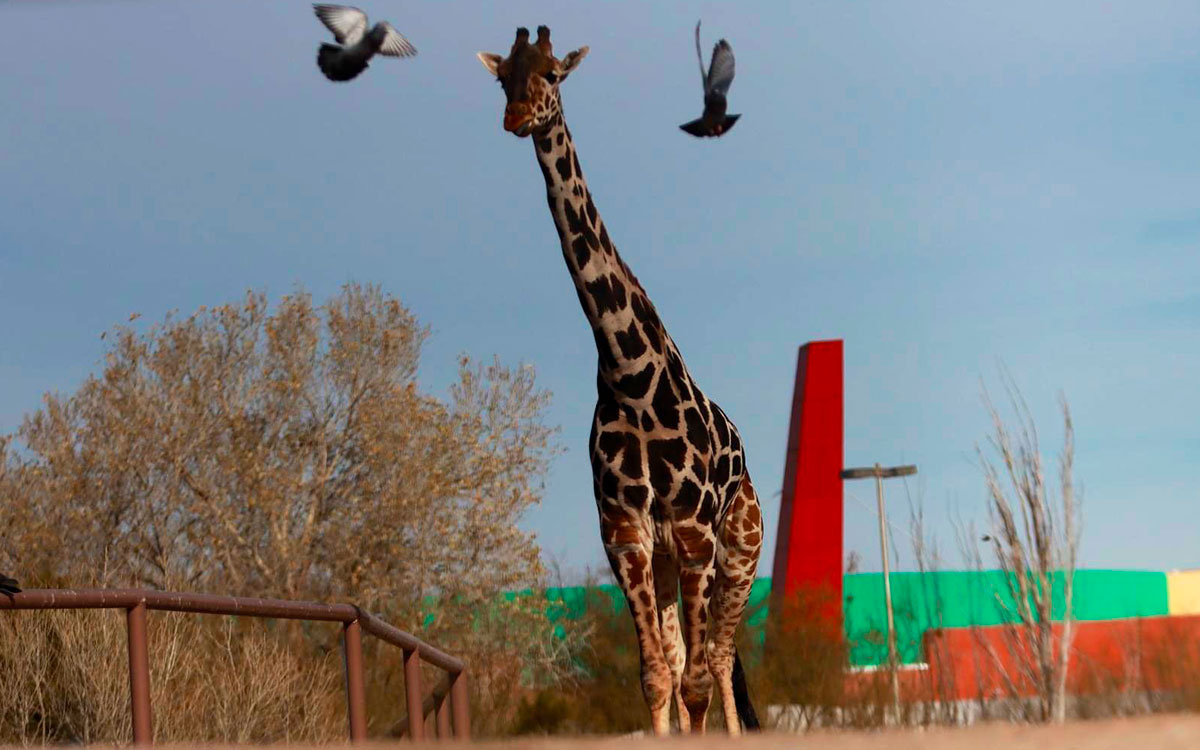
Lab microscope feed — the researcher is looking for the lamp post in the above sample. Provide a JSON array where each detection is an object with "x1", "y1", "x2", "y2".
[{"x1": 841, "y1": 463, "x2": 917, "y2": 722}]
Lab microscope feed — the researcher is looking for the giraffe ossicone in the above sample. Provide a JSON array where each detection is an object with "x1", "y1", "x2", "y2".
[{"x1": 477, "y1": 26, "x2": 764, "y2": 736}]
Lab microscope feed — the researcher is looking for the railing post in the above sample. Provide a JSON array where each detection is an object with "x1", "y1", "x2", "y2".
[
  {"x1": 126, "y1": 602, "x2": 153, "y2": 746},
  {"x1": 403, "y1": 648, "x2": 424, "y2": 741},
  {"x1": 449, "y1": 670, "x2": 470, "y2": 741},
  {"x1": 434, "y1": 689, "x2": 451, "y2": 739},
  {"x1": 342, "y1": 619, "x2": 368, "y2": 742}
]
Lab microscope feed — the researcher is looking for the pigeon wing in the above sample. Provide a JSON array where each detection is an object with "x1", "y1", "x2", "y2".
[
  {"x1": 314, "y1": 4, "x2": 368, "y2": 46},
  {"x1": 705, "y1": 40, "x2": 735, "y2": 97},
  {"x1": 0, "y1": 574, "x2": 20, "y2": 595},
  {"x1": 694, "y1": 20, "x2": 708, "y2": 91},
  {"x1": 377, "y1": 22, "x2": 417, "y2": 58}
]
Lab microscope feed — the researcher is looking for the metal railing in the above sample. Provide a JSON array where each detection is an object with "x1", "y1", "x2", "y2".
[{"x1": 0, "y1": 588, "x2": 470, "y2": 745}]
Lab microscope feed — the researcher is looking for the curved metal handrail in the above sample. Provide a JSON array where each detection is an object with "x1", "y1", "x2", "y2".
[{"x1": 0, "y1": 587, "x2": 469, "y2": 744}]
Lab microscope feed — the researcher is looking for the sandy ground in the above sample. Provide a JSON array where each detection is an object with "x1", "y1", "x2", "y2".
[
  {"x1": 492, "y1": 715, "x2": 1200, "y2": 749},
  {"x1": 48, "y1": 714, "x2": 1200, "y2": 750}
]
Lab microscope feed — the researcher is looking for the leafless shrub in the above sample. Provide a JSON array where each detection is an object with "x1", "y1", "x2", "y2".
[
  {"x1": 901, "y1": 485, "x2": 969, "y2": 727},
  {"x1": 502, "y1": 566, "x2": 663, "y2": 737},
  {"x1": 748, "y1": 587, "x2": 846, "y2": 730},
  {"x1": 966, "y1": 375, "x2": 1080, "y2": 723}
]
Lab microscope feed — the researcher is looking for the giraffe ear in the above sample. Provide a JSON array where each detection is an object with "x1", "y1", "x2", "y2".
[
  {"x1": 477, "y1": 52, "x2": 503, "y2": 77},
  {"x1": 558, "y1": 46, "x2": 589, "y2": 79}
]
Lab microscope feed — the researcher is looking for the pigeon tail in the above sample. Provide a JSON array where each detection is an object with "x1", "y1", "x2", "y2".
[
  {"x1": 679, "y1": 113, "x2": 740, "y2": 138},
  {"x1": 679, "y1": 117, "x2": 710, "y2": 137},
  {"x1": 317, "y1": 44, "x2": 370, "y2": 82},
  {"x1": 0, "y1": 574, "x2": 19, "y2": 596}
]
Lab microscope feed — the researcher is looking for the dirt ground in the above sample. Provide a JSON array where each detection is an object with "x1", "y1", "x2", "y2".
[
  {"x1": 57, "y1": 714, "x2": 1200, "y2": 750},
  {"x1": 495, "y1": 715, "x2": 1200, "y2": 749}
]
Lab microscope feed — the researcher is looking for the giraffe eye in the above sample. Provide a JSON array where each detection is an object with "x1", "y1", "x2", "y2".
[{"x1": 542, "y1": 71, "x2": 559, "y2": 84}]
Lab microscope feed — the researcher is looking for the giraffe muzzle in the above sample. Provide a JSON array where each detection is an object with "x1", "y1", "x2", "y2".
[{"x1": 504, "y1": 105, "x2": 534, "y2": 137}]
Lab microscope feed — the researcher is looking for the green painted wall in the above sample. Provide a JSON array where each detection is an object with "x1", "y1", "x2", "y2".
[
  {"x1": 539, "y1": 570, "x2": 1169, "y2": 667},
  {"x1": 843, "y1": 570, "x2": 1168, "y2": 665}
]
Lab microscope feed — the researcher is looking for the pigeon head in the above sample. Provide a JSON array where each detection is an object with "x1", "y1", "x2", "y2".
[{"x1": 477, "y1": 26, "x2": 589, "y2": 138}]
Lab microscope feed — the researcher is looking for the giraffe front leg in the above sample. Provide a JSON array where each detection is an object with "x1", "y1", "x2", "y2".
[
  {"x1": 674, "y1": 520, "x2": 719, "y2": 734},
  {"x1": 603, "y1": 522, "x2": 672, "y2": 736},
  {"x1": 710, "y1": 474, "x2": 764, "y2": 735},
  {"x1": 652, "y1": 552, "x2": 690, "y2": 733},
  {"x1": 678, "y1": 558, "x2": 716, "y2": 734}
]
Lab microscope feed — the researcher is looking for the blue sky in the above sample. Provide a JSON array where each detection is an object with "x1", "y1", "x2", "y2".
[{"x1": 2, "y1": 1, "x2": 1198, "y2": 578}]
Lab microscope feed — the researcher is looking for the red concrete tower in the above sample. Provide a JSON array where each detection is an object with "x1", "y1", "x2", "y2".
[{"x1": 771, "y1": 340, "x2": 844, "y2": 623}]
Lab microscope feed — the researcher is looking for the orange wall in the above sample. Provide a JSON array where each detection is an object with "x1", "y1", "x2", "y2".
[{"x1": 918, "y1": 615, "x2": 1200, "y2": 701}]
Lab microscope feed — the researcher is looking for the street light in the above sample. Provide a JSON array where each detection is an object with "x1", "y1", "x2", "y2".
[{"x1": 841, "y1": 463, "x2": 917, "y2": 722}]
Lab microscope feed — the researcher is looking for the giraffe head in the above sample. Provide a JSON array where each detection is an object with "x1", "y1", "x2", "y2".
[{"x1": 477, "y1": 26, "x2": 589, "y2": 137}]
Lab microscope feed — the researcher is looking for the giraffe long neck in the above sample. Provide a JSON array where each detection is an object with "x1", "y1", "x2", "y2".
[{"x1": 533, "y1": 115, "x2": 677, "y2": 398}]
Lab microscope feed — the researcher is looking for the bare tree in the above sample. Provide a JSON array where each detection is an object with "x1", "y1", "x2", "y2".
[
  {"x1": 0, "y1": 284, "x2": 571, "y2": 736},
  {"x1": 973, "y1": 376, "x2": 1080, "y2": 723}
]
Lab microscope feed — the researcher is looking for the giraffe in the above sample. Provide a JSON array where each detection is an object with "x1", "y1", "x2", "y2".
[{"x1": 477, "y1": 27, "x2": 763, "y2": 736}]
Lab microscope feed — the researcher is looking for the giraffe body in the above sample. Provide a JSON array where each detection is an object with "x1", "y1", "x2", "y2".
[{"x1": 478, "y1": 27, "x2": 763, "y2": 735}]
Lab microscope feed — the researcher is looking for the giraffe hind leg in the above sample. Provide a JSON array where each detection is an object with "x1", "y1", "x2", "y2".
[
  {"x1": 653, "y1": 552, "x2": 690, "y2": 732},
  {"x1": 709, "y1": 473, "x2": 764, "y2": 735}
]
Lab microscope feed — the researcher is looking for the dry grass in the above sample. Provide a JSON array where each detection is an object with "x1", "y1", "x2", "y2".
[{"x1": 0, "y1": 608, "x2": 344, "y2": 745}]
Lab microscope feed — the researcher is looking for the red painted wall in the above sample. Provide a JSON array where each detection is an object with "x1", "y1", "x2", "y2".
[
  {"x1": 921, "y1": 615, "x2": 1200, "y2": 701},
  {"x1": 771, "y1": 340, "x2": 844, "y2": 622}
]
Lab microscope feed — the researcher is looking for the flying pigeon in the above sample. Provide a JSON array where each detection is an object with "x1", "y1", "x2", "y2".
[
  {"x1": 0, "y1": 574, "x2": 19, "y2": 596},
  {"x1": 313, "y1": 4, "x2": 416, "y2": 82},
  {"x1": 679, "y1": 21, "x2": 740, "y2": 138}
]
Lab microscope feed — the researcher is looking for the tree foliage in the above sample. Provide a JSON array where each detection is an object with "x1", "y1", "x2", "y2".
[{"x1": 0, "y1": 284, "x2": 566, "y2": 737}]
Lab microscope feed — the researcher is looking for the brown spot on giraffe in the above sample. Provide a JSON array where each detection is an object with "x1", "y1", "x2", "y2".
[{"x1": 478, "y1": 27, "x2": 762, "y2": 736}]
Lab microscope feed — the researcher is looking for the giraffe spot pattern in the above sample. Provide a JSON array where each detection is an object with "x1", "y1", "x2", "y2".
[
  {"x1": 617, "y1": 432, "x2": 643, "y2": 479},
  {"x1": 601, "y1": 469, "x2": 618, "y2": 498},
  {"x1": 555, "y1": 155, "x2": 572, "y2": 181},
  {"x1": 563, "y1": 200, "x2": 586, "y2": 235},
  {"x1": 614, "y1": 362, "x2": 655, "y2": 399},
  {"x1": 622, "y1": 404, "x2": 638, "y2": 424},
  {"x1": 684, "y1": 407, "x2": 709, "y2": 453},
  {"x1": 615, "y1": 319, "x2": 647, "y2": 360},
  {"x1": 673, "y1": 477, "x2": 701, "y2": 510},
  {"x1": 571, "y1": 235, "x2": 591, "y2": 268},
  {"x1": 646, "y1": 436, "x2": 687, "y2": 496},
  {"x1": 651, "y1": 373, "x2": 681, "y2": 430},
  {"x1": 584, "y1": 275, "x2": 621, "y2": 315},
  {"x1": 624, "y1": 484, "x2": 649, "y2": 508}
]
